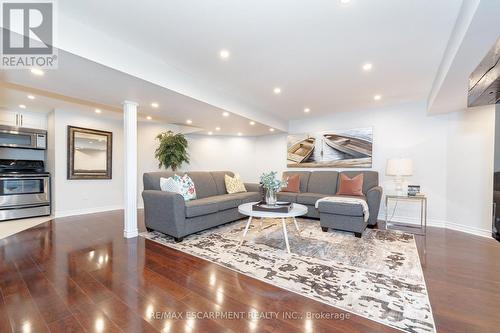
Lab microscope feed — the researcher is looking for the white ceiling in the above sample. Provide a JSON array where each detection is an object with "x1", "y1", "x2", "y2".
[
  {"x1": 59, "y1": 0, "x2": 463, "y2": 119},
  {"x1": 0, "y1": 50, "x2": 280, "y2": 136}
]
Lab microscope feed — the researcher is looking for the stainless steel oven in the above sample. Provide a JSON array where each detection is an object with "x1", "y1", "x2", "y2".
[
  {"x1": 0, "y1": 160, "x2": 51, "y2": 221},
  {"x1": 0, "y1": 124, "x2": 47, "y2": 150}
]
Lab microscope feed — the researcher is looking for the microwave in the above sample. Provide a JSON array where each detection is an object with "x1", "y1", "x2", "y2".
[{"x1": 0, "y1": 125, "x2": 47, "y2": 150}]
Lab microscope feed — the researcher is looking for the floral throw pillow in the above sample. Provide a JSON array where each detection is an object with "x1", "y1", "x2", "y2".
[{"x1": 173, "y1": 174, "x2": 197, "y2": 201}]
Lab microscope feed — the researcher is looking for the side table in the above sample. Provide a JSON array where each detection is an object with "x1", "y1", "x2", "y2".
[{"x1": 385, "y1": 195, "x2": 427, "y2": 236}]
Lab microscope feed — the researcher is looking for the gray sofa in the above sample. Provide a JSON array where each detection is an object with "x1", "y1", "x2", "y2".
[
  {"x1": 142, "y1": 171, "x2": 261, "y2": 242},
  {"x1": 277, "y1": 171, "x2": 382, "y2": 236}
]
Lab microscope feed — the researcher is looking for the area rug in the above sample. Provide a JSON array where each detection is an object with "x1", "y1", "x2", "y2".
[{"x1": 141, "y1": 218, "x2": 435, "y2": 333}]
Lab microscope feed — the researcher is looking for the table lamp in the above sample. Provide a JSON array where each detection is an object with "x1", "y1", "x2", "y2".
[{"x1": 386, "y1": 158, "x2": 413, "y2": 195}]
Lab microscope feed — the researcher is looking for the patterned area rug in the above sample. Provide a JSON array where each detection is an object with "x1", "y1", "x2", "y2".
[{"x1": 141, "y1": 218, "x2": 435, "y2": 333}]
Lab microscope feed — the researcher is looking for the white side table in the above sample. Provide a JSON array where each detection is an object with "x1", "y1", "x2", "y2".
[{"x1": 385, "y1": 195, "x2": 427, "y2": 236}]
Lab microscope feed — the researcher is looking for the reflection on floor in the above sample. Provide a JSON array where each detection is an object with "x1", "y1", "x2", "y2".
[{"x1": 0, "y1": 209, "x2": 498, "y2": 333}]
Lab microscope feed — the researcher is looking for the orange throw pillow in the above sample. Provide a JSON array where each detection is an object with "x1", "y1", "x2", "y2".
[
  {"x1": 336, "y1": 174, "x2": 364, "y2": 196},
  {"x1": 281, "y1": 174, "x2": 300, "y2": 193}
]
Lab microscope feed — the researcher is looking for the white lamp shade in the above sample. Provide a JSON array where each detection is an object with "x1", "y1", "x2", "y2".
[{"x1": 386, "y1": 158, "x2": 413, "y2": 176}]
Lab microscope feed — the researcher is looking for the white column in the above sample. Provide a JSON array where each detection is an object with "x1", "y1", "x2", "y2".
[{"x1": 123, "y1": 101, "x2": 139, "y2": 238}]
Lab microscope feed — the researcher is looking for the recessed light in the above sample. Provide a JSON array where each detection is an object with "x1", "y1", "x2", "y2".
[
  {"x1": 362, "y1": 63, "x2": 373, "y2": 71},
  {"x1": 339, "y1": 0, "x2": 352, "y2": 4},
  {"x1": 219, "y1": 49, "x2": 230, "y2": 59},
  {"x1": 208, "y1": 131, "x2": 213, "y2": 135},
  {"x1": 373, "y1": 94, "x2": 382, "y2": 101},
  {"x1": 215, "y1": 127, "x2": 221, "y2": 131},
  {"x1": 273, "y1": 87, "x2": 282, "y2": 94},
  {"x1": 30, "y1": 68, "x2": 44, "y2": 76},
  {"x1": 222, "y1": 112, "x2": 230, "y2": 117},
  {"x1": 27, "y1": 95, "x2": 35, "y2": 100},
  {"x1": 237, "y1": 132, "x2": 242, "y2": 136},
  {"x1": 151, "y1": 102, "x2": 159, "y2": 108},
  {"x1": 94, "y1": 109, "x2": 101, "y2": 114},
  {"x1": 19, "y1": 104, "x2": 26, "y2": 109},
  {"x1": 146, "y1": 116, "x2": 152, "y2": 120},
  {"x1": 269, "y1": 128, "x2": 275, "y2": 132},
  {"x1": 249, "y1": 121, "x2": 255, "y2": 126},
  {"x1": 304, "y1": 108, "x2": 311, "y2": 113},
  {"x1": 186, "y1": 119, "x2": 193, "y2": 124}
]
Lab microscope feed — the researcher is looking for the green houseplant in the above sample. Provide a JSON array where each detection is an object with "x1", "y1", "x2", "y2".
[{"x1": 155, "y1": 131, "x2": 190, "y2": 171}]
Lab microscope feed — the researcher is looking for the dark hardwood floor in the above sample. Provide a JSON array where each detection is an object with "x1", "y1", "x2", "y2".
[{"x1": 0, "y1": 210, "x2": 499, "y2": 333}]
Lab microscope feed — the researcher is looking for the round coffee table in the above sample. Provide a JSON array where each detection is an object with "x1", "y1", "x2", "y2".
[{"x1": 237, "y1": 202, "x2": 308, "y2": 253}]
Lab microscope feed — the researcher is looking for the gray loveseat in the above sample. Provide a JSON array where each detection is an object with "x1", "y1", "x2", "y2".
[
  {"x1": 142, "y1": 171, "x2": 261, "y2": 242},
  {"x1": 277, "y1": 171, "x2": 382, "y2": 235}
]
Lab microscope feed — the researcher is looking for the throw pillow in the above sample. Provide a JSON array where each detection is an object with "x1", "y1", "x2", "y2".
[
  {"x1": 281, "y1": 174, "x2": 300, "y2": 193},
  {"x1": 176, "y1": 174, "x2": 197, "y2": 201},
  {"x1": 225, "y1": 174, "x2": 247, "y2": 194},
  {"x1": 160, "y1": 176, "x2": 182, "y2": 194},
  {"x1": 336, "y1": 173, "x2": 364, "y2": 196}
]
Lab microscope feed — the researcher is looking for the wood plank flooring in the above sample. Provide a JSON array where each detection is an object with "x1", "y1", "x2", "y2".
[{"x1": 0, "y1": 210, "x2": 499, "y2": 333}]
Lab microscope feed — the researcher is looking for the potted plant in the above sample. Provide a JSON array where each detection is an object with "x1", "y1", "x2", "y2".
[
  {"x1": 260, "y1": 171, "x2": 287, "y2": 206},
  {"x1": 155, "y1": 131, "x2": 190, "y2": 171}
]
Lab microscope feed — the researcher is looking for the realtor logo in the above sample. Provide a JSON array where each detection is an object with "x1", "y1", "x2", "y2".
[{"x1": 1, "y1": 1, "x2": 57, "y2": 69}]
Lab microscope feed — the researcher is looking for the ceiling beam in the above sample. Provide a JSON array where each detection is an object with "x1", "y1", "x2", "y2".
[
  {"x1": 53, "y1": 13, "x2": 288, "y2": 132},
  {"x1": 426, "y1": 0, "x2": 500, "y2": 114}
]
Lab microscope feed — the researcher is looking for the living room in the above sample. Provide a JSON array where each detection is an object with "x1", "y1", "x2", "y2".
[{"x1": 0, "y1": 1, "x2": 499, "y2": 333}]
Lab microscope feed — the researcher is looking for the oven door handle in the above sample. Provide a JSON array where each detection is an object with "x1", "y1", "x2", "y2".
[{"x1": 0, "y1": 177, "x2": 48, "y2": 181}]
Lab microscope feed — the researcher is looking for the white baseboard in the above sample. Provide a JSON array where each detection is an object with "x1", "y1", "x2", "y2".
[
  {"x1": 54, "y1": 206, "x2": 492, "y2": 239},
  {"x1": 378, "y1": 213, "x2": 492, "y2": 238},
  {"x1": 444, "y1": 221, "x2": 492, "y2": 238},
  {"x1": 55, "y1": 205, "x2": 123, "y2": 218},
  {"x1": 123, "y1": 229, "x2": 139, "y2": 238}
]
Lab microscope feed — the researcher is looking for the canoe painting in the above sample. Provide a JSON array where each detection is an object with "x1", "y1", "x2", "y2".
[
  {"x1": 323, "y1": 134, "x2": 372, "y2": 157},
  {"x1": 287, "y1": 128, "x2": 373, "y2": 168},
  {"x1": 287, "y1": 137, "x2": 316, "y2": 163}
]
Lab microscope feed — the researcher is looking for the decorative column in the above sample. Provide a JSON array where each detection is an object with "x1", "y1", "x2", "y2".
[{"x1": 123, "y1": 101, "x2": 139, "y2": 238}]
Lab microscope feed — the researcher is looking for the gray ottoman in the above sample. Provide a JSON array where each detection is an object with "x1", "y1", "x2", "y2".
[{"x1": 317, "y1": 200, "x2": 368, "y2": 238}]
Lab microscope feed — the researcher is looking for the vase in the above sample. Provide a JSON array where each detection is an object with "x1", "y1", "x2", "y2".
[{"x1": 265, "y1": 188, "x2": 277, "y2": 206}]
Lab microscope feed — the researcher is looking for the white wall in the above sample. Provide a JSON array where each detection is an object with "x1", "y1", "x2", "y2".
[
  {"x1": 48, "y1": 111, "x2": 184, "y2": 213},
  {"x1": 256, "y1": 133, "x2": 288, "y2": 178},
  {"x1": 446, "y1": 105, "x2": 495, "y2": 235},
  {"x1": 495, "y1": 106, "x2": 500, "y2": 172},
  {"x1": 49, "y1": 109, "x2": 124, "y2": 217},
  {"x1": 255, "y1": 102, "x2": 495, "y2": 237},
  {"x1": 185, "y1": 135, "x2": 259, "y2": 181}
]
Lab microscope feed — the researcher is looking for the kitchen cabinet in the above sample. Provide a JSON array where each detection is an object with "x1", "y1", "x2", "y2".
[{"x1": 0, "y1": 111, "x2": 47, "y2": 129}]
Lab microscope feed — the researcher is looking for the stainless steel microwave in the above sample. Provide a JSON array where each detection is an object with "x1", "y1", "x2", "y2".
[{"x1": 0, "y1": 125, "x2": 47, "y2": 150}]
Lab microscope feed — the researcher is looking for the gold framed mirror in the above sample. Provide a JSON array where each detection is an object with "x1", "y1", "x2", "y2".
[{"x1": 67, "y1": 126, "x2": 113, "y2": 180}]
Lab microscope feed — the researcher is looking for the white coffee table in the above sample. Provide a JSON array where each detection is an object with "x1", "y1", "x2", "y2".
[{"x1": 237, "y1": 202, "x2": 308, "y2": 253}]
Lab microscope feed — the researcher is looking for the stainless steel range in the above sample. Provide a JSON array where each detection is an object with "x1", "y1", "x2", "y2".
[{"x1": 0, "y1": 159, "x2": 51, "y2": 221}]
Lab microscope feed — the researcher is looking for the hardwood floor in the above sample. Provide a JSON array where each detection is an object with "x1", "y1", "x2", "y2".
[{"x1": 0, "y1": 210, "x2": 499, "y2": 333}]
